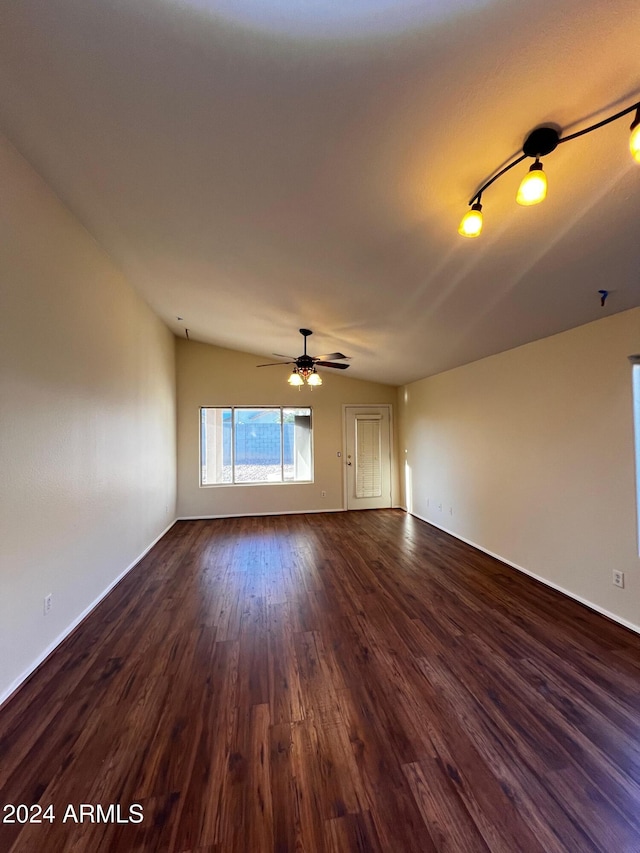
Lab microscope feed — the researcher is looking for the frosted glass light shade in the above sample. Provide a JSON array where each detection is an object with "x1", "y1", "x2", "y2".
[
  {"x1": 630, "y1": 121, "x2": 640, "y2": 163},
  {"x1": 288, "y1": 370, "x2": 304, "y2": 386},
  {"x1": 458, "y1": 203, "x2": 483, "y2": 237},
  {"x1": 517, "y1": 162, "x2": 547, "y2": 205}
]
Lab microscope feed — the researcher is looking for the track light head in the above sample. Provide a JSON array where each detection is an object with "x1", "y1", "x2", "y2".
[
  {"x1": 458, "y1": 201, "x2": 483, "y2": 238},
  {"x1": 516, "y1": 159, "x2": 547, "y2": 206},
  {"x1": 630, "y1": 108, "x2": 640, "y2": 163}
]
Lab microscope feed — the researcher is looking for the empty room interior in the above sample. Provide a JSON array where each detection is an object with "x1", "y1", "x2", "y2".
[{"x1": 2, "y1": 1, "x2": 640, "y2": 851}]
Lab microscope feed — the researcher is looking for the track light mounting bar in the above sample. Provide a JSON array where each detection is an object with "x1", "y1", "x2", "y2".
[{"x1": 467, "y1": 99, "x2": 640, "y2": 207}]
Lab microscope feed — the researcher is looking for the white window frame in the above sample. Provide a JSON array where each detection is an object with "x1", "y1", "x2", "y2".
[{"x1": 200, "y1": 406, "x2": 314, "y2": 487}]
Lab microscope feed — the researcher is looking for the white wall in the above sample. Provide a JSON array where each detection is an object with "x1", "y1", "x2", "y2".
[
  {"x1": 398, "y1": 308, "x2": 640, "y2": 631},
  {"x1": 0, "y1": 136, "x2": 177, "y2": 704},
  {"x1": 176, "y1": 339, "x2": 398, "y2": 518}
]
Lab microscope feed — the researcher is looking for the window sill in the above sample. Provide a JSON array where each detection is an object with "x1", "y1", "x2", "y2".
[{"x1": 199, "y1": 480, "x2": 314, "y2": 488}]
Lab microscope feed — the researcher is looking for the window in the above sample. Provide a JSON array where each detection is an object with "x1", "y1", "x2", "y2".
[{"x1": 200, "y1": 407, "x2": 313, "y2": 485}]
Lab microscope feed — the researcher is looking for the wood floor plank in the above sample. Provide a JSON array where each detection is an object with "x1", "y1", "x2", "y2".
[
  {"x1": 332, "y1": 687, "x2": 438, "y2": 853},
  {"x1": 413, "y1": 652, "x2": 603, "y2": 852},
  {"x1": 2, "y1": 510, "x2": 640, "y2": 852},
  {"x1": 220, "y1": 702, "x2": 274, "y2": 852},
  {"x1": 403, "y1": 760, "x2": 491, "y2": 853},
  {"x1": 324, "y1": 810, "x2": 385, "y2": 853},
  {"x1": 169, "y1": 639, "x2": 239, "y2": 851},
  {"x1": 267, "y1": 602, "x2": 306, "y2": 725},
  {"x1": 268, "y1": 722, "x2": 299, "y2": 853}
]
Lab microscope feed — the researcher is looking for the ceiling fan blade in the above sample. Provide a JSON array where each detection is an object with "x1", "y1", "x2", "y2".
[
  {"x1": 316, "y1": 361, "x2": 350, "y2": 369},
  {"x1": 257, "y1": 361, "x2": 295, "y2": 367},
  {"x1": 314, "y1": 352, "x2": 348, "y2": 361},
  {"x1": 272, "y1": 353, "x2": 296, "y2": 359}
]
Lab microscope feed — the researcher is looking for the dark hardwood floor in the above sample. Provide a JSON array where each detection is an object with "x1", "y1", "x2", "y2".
[{"x1": 2, "y1": 510, "x2": 640, "y2": 852}]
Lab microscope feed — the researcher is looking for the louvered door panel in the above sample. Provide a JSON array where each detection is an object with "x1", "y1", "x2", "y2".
[{"x1": 355, "y1": 416, "x2": 382, "y2": 498}]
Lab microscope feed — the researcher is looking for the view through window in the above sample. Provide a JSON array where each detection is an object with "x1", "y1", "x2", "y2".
[{"x1": 200, "y1": 407, "x2": 313, "y2": 485}]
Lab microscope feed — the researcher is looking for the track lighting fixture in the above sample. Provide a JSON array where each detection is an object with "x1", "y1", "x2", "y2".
[{"x1": 459, "y1": 97, "x2": 640, "y2": 237}]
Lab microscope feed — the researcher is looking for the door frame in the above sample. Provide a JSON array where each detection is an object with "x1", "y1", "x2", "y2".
[{"x1": 342, "y1": 404, "x2": 394, "y2": 510}]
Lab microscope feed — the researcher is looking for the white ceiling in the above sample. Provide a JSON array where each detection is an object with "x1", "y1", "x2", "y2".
[{"x1": 1, "y1": 0, "x2": 639, "y2": 385}]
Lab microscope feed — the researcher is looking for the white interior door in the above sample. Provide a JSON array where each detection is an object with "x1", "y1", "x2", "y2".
[{"x1": 344, "y1": 406, "x2": 392, "y2": 510}]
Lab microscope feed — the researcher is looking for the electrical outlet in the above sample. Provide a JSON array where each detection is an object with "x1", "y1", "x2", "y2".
[
  {"x1": 613, "y1": 570, "x2": 625, "y2": 588},
  {"x1": 44, "y1": 593, "x2": 53, "y2": 615},
  {"x1": 321, "y1": 490, "x2": 326, "y2": 497}
]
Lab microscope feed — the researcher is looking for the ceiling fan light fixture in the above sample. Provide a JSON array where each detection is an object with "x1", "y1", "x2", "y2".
[
  {"x1": 458, "y1": 201, "x2": 483, "y2": 237},
  {"x1": 516, "y1": 159, "x2": 547, "y2": 206},
  {"x1": 630, "y1": 108, "x2": 640, "y2": 163},
  {"x1": 258, "y1": 329, "x2": 350, "y2": 387}
]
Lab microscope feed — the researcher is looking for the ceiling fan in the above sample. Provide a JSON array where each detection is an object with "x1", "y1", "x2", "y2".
[{"x1": 257, "y1": 328, "x2": 350, "y2": 386}]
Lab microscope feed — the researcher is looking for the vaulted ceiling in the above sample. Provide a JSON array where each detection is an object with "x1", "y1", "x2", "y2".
[{"x1": 2, "y1": 0, "x2": 639, "y2": 385}]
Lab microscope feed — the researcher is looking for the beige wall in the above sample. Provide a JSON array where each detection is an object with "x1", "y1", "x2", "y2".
[
  {"x1": 0, "y1": 136, "x2": 177, "y2": 704},
  {"x1": 176, "y1": 339, "x2": 398, "y2": 517},
  {"x1": 398, "y1": 308, "x2": 640, "y2": 631}
]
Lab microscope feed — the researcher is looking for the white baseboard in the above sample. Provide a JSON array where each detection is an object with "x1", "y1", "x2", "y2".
[
  {"x1": 0, "y1": 519, "x2": 178, "y2": 709},
  {"x1": 178, "y1": 506, "x2": 408, "y2": 521},
  {"x1": 406, "y1": 509, "x2": 640, "y2": 637},
  {"x1": 177, "y1": 507, "x2": 345, "y2": 520}
]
